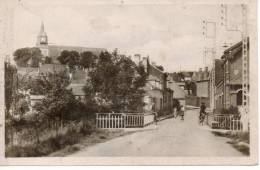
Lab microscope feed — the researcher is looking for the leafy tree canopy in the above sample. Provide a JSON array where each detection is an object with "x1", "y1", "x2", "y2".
[
  {"x1": 5, "y1": 62, "x2": 17, "y2": 115},
  {"x1": 57, "y1": 50, "x2": 80, "y2": 71},
  {"x1": 79, "y1": 51, "x2": 97, "y2": 69},
  {"x1": 86, "y1": 51, "x2": 148, "y2": 113},
  {"x1": 13, "y1": 47, "x2": 42, "y2": 67}
]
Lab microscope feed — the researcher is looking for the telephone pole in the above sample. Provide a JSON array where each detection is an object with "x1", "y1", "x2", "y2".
[{"x1": 202, "y1": 20, "x2": 217, "y2": 110}]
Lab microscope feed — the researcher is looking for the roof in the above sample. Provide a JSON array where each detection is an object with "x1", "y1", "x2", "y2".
[
  {"x1": 71, "y1": 69, "x2": 89, "y2": 84},
  {"x1": 30, "y1": 95, "x2": 45, "y2": 100},
  {"x1": 196, "y1": 79, "x2": 210, "y2": 83},
  {"x1": 47, "y1": 45, "x2": 106, "y2": 61},
  {"x1": 17, "y1": 67, "x2": 39, "y2": 76},
  {"x1": 168, "y1": 80, "x2": 186, "y2": 99},
  {"x1": 148, "y1": 64, "x2": 164, "y2": 81},
  {"x1": 221, "y1": 38, "x2": 249, "y2": 62},
  {"x1": 67, "y1": 83, "x2": 85, "y2": 96},
  {"x1": 39, "y1": 64, "x2": 68, "y2": 74}
]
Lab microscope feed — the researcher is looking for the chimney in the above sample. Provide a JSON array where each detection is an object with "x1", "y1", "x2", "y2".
[
  {"x1": 133, "y1": 54, "x2": 141, "y2": 64},
  {"x1": 199, "y1": 68, "x2": 203, "y2": 80}
]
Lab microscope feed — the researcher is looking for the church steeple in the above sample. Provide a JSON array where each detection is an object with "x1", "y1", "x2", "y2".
[
  {"x1": 36, "y1": 21, "x2": 48, "y2": 46},
  {"x1": 40, "y1": 21, "x2": 44, "y2": 34}
]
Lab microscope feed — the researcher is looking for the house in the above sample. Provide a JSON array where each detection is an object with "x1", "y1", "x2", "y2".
[
  {"x1": 167, "y1": 75, "x2": 186, "y2": 107},
  {"x1": 17, "y1": 66, "x2": 39, "y2": 77},
  {"x1": 70, "y1": 69, "x2": 89, "y2": 84},
  {"x1": 28, "y1": 95, "x2": 45, "y2": 111},
  {"x1": 39, "y1": 64, "x2": 68, "y2": 75},
  {"x1": 67, "y1": 83, "x2": 85, "y2": 102},
  {"x1": 221, "y1": 40, "x2": 249, "y2": 109},
  {"x1": 214, "y1": 59, "x2": 225, "y2": 109},
  {"x1": 141, "y1": 57, "x2": 173, "y2": 115},
  {"x1": 214, "y1": 39, "x2": 249, "y2": 111},
  {"x1": 196, "y1": 80, "x2": 210, "y2": 98}
]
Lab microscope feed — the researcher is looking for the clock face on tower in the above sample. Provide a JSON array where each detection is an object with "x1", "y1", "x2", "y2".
[{"x1": 40, "y1": 37, "x2": 46, "y2": 43}]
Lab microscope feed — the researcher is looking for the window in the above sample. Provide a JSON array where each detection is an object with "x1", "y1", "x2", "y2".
[
  {"x1": 237, "y1": 90, "x2": 242, "y2": 106},
  {"x1": 160, "y1": 98, "x2": 163, "y2": 110}
]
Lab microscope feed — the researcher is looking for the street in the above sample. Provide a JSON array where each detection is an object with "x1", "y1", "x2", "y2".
[{"x1": 69, "y1": 109, "x2": 244, "y2": 157}]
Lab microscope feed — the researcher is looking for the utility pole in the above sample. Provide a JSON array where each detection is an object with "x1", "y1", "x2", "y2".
[
  {"x1": 220, "y1": 4, "x2": 249, "y2": 131},
  {"x1": 202, "y1": 20, "x2": 217, "y2": 110}
]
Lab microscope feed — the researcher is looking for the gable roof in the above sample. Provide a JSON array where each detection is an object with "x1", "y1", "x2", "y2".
[
  {"x1": 17, "y1": 67, "x2": 39, "y2": 77},
  {"x1": 148, "y1": 64, "x2": 164, "y2": 80},
  {"x1": 67, "y1": 83, "x2": 85, "y2": 96},
  {"x1": 71, "y1": 69, "x2": 89, "y2": 84},
  {"x1": 39, "y1": 64, "x2": 68, "y2": 74},
  {"x1": 221, "y1": 38, "x2": 249, "y2": 62},
  {"x1": 168, "y1": 80, "x2": 186, "y2": 99}
]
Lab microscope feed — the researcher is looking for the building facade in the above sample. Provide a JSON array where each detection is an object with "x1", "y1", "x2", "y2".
[
  {"x1": 141, "y1": 58, "x2": 173, "y2": 115},
  {"x1": 214, "y1": 40, "x2": 249, "y2": 111}
]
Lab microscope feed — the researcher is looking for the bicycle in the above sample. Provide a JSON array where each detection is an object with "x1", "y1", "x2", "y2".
[{"x1": 199, "y1": 112, "x2": 207, "y2": 125}]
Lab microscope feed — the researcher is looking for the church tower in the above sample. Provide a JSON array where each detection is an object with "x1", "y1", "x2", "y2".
[{"x1": 36, "y1": 22, "x2": 48, "y2": 46}]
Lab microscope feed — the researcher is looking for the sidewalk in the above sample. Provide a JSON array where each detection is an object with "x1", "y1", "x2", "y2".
[{"x1": 186, "y1": 105, "x2": 212, "y2": 112}]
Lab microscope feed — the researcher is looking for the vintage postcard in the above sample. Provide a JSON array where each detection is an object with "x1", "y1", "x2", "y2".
[{"x1": 0, "y1": 0, "x2": 258, "y2": 165}]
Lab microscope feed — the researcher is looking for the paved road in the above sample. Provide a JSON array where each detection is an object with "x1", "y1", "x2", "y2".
[{"x1": 69, "y1": 109, "x2": 244, "y2": 157}]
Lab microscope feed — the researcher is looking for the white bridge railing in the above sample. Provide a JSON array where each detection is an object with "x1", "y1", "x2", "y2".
[
  {"x1": 96, "y1": 113, "x2": 155, "y2": 129},
  {"x1": 207, "y1": 114, "x2": 243, "y2": 131}
]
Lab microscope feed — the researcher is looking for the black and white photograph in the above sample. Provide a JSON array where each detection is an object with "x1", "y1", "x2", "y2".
[{"x1": 0, "y1": 0, "x2": 257, "y2": 165}]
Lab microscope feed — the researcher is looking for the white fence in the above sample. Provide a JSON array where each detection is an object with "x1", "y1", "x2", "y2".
[
  {"x1": 96, "y1": 113, "x2": 155, "y2": 129},
  {"x1": 207, "y1": 114, "x2": 243, "y2": 131}
]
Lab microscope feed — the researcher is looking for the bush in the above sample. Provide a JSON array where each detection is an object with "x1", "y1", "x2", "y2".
[
  {"x1": 5, "y1": 121, "x2": 95, "y2": 157},
  {"x1": 220, "y1": 106, "x2": 240, "y2": 115}
]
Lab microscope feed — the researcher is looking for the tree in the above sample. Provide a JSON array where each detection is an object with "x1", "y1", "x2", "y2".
[
  {"x1": 17, "y1": 71, "x2": 70, "y2": 95},
  {"x1": 79, "y1": 51, "x2": 96, "y2": 70},
  {"x1": 33, "y1": 72, "x2": 80, "y2": 132},
  {"x1": 4, "y1": 62, "x2": 17, "y2": 116},
  {"x1": 87, "y1": 51, "x2": 147, "y2": 113},
  {"x1": 57, "y1": 50, "x2": 80, "y2": 71},
  {"x1": 13, "y1": 47, "x2": 42, "y2": 67},
  {"x1": 44, "y1": 56, "x2": 52, "y2": 64}
]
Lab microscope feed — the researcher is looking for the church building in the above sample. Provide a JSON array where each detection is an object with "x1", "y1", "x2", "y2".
[{"x1": 36, "y1": 22, "x2": 106, "y2": 63}]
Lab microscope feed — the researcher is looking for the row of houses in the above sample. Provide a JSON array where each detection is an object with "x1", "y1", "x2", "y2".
[
  {"x1": 169, "y1": 39, "x2": 248, "y2": 111},
  {"x1": 17, "y1": 57, "x2": 186, "y2": 116},
  {"x1": 14, "y1": 22, "x2": 187, "y2": 116}
]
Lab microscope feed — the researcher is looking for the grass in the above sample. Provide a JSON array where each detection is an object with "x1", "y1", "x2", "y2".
[
  {"x1": 5, "y1": 125, "x2": 130, "y2": 157},
  {"x1": 6, "y1": 128, "x2": 84, "y2": 157},
  {"x1": 49, "y1": 129, "x2": 131, "y2": 157},
  {"x1": 213, "y1": 131, "x2": 250, "y2": 155}
]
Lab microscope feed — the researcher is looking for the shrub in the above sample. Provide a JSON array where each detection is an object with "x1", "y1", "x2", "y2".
[{"x1": 220, "y1": 106, "x2": 240, "y2": 115}]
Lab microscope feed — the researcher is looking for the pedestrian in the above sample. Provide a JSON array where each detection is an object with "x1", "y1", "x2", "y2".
[
  {"x1": 180, "y1": 105, "x2": 184, "y2": 120},
  {"x1": 173, "y1": 99, "x2": 180, "y2": 118},
  {"x1": 199, "y1": 102, "x2": 206, "y2": 125},
  {"x1": 153, "y1": 111, "x2": 158, "y2": 125}
]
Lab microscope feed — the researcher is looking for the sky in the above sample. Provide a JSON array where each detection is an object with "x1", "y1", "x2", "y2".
[{"x1": 12, "y1": 0, "x2": 244, "y2": 72}]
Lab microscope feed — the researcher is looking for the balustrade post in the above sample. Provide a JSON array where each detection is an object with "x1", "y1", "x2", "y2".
[
  {"x1": 96, "y1": 113, "x2": 98, "y2": 128},
  {"x1": 108, "y1": 113, "x2": 110, "y2": 129}
]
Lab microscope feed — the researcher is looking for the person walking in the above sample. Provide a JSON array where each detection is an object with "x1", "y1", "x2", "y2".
[
  {"x1": 173, "y1": 99, "x2": 180, "y2": 118},
  {"x1": 153, "y1": 111, "x2": 158, "y2": 125},
  {"x1": 199, "y1": 102, "x2": 206, "y2": 125}
]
